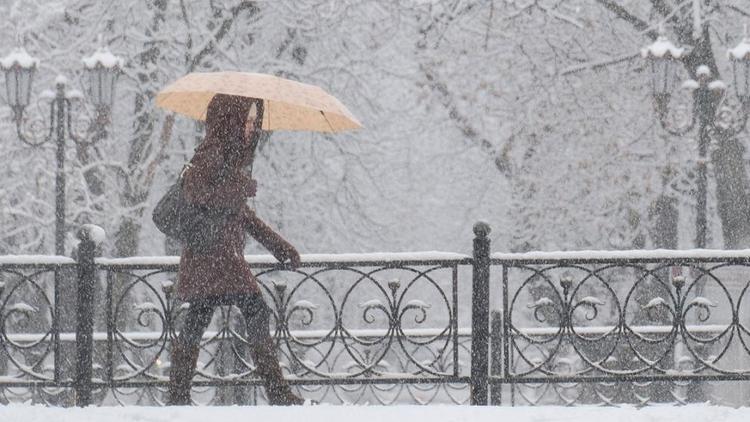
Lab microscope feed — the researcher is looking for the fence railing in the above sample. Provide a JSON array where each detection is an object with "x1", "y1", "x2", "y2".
[{"x1": 2, "y1": 223, "x2": 750, "y2": 406}]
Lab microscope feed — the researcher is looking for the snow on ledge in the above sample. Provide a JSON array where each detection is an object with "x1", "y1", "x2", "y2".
[
  {"x1": 0, "y1": 403, "x2": 749, "y2": 422},
  {"x1": 491, "y1": 248, "x2": 750, "y2": 261},
  {"x1": 299, "y1": 251, "x2": 469, "y2": 263},
  {"x1": 96, "y1": 251, "x2": 470, "y2": 267},
  {"x1": 0, "y1": 255, "x2": 75, "y2": 265},
  {"x1": 7, "y1": 249, "x2": 750, "y2": 268}
]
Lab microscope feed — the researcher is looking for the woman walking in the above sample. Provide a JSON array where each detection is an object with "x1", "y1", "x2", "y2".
[{"x1": 167, "y1": 94, "x2": 303, "y2": 406}]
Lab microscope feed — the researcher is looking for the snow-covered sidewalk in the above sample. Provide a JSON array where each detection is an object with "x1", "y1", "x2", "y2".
[{"x1": 1, "y1": 404, "x2": 749, "y2": 422}]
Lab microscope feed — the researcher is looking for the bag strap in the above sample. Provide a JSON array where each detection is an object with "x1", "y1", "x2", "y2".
[{"x1": 179, "y1": 163, "x2": 193, "y2": 179}]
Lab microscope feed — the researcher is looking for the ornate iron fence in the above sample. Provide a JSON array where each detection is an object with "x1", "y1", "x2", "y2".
[
  {"x1": 2, "y1": 223, "x2": 750, "y2": 407},
  {"x1": 491, "y1": 248, "x2": 750, "y2": 406}
]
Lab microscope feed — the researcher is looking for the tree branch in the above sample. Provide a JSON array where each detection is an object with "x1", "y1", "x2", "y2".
[
  {"x1": 595, "y1": 0, "x2": 658, "y2": 39},
  {"x1": 189, "y1": 0, "x2": 259, "y2": 71},
  {"x1": 561, "y1": 52, "x2": 639, "y2": 75},
  {"x1": 727, "y1": 4, "x2": 750, "y2": 18},
  {"x1": 421, "y1": 65, "x2": 511, "y2": 177}
]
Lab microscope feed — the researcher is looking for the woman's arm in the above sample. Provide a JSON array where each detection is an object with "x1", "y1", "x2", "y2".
[{"x1": 242, "y1": 207, "x2": 301, "y2": 267}]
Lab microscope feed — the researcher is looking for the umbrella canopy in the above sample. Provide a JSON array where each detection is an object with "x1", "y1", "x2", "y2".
[{"x1": 156, "y1": 72, "x2": 361, "y2": 133}]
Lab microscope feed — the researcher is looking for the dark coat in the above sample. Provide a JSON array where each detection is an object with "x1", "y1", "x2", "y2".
[{"x1": 176, "y1": 94, "x2": 296, "y2": 302}]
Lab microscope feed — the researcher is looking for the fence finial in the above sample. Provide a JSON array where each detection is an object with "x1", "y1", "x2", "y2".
[
  {"x1": 77, "y1": 224, "x2": 106, "y2": 246},
  {"x1": 473, "y1": 221, "x2": 491, "y2": 238}
]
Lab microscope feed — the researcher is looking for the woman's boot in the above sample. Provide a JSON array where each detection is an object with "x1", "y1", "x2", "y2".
[
  {"x1": 167, "y1": 340, "x2": 201, "y2": 405},
  {"x1": 250, "y1": 338, "x2": 304, "y2": 405}
]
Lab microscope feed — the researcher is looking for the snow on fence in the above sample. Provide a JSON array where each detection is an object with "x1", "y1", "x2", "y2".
[{"x1": 1, "y1": 224, "x2": 750, "y2": 407}]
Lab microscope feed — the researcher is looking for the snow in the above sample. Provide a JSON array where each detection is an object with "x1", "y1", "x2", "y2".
[
  {"x1": 54, "y1": 75, "x2": 68, "y2": 86},
  {"x1": 0, "y1": 47, "x2": 39, "y2": 69},
  {"x1": 79, "y1": 224, "x2": 106, "y2": 245},
  {"x1": 292, "y1": 300, "x2": 319, "y2": 310},
  {"x1": 39, "y1": 89, "x2": 56, "y2": 99},
  {"x1": 528, "y1": 297, "x2": 555, "y2": 308},
  {"x1": 708, "y1": 80, "x2": 726, "y2": 91},
  {"x1": 133, "y1": 302, "x2": 160, "y2": 312},
  {"x1": 66, "y1": 89, "x2": 84, "y2": 99},
  {"x1": 97, "y1": 256, "x2": 182, "y2": 266},
  {"x1": 8, "y1": 302, "x2": 37, "y2": 313},
  {"x1": 692, "y1": 0, "x2": 702, "y2": 41},
  {"x1": 490, "y1": 248, "x2": 750, "y2": 261},
  {"x1": 728, "y1": 39, "x2": 750, "y2": 60},
  {"x1": 682, "y1": 79, "x2": 700, "y2": 90},
  {"x1": 643, "y1": 297, "x2": 668, "y2": 309},
  {"x1": 297, "y1": 252, "x2": 469, "y2": 263},
  {"x1": 578, "y1": 296, "x2": 606, "y2": 306},
  {"x1": 0, "y1": 255, "x2": 75, "y2": 265},
  {"x1": 405, "y1": 299, "x2": 430, "y2": 309},
  {"x1": 9, "y1": 324, "x2": 735, "y2": 342},
  {"x1": 697, "y1": 65, "x2": 711, "y2": 77},
  {"x1": 640, "y1": 36, "x2": 685, "y2": 59},
  {"x1": 688, "y1": 297, "x2": 716, "y2": 307},
  {"x1": 0, "y1": 403, "x2": 749, "y2": 422},
  {"x1": 82, "y1": 47, "x2": 124, "y2": 69},
  {"x1": 96, "y1": 251, "x2": 469, "y2": 267}
]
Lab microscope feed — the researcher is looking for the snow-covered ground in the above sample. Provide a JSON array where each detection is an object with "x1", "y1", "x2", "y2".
[{"x1": 1, "y1": 404, "x2": 749, "y2": 422}]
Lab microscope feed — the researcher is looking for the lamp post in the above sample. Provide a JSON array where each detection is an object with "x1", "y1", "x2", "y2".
[
  {"x1": 642, "y1": 30, "x2": 750, "y2": 249},
  {"x1": 1, "y1": 46, "x2": 123, "y2": 255}
]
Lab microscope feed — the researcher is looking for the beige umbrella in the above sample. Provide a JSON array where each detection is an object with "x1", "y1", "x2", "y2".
[{"x1": 156, "y1": 71, "x2": 362, "y2": 132}]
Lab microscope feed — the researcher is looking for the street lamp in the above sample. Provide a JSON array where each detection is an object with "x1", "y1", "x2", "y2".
[
  {"x1": 728, "y1": 33, "x2": 750, "y2": 106},
  {"x1": 1, "y1": 45, "x2": 123, "y2": 255},
  {"x1": 642, "y1": 30, "x2": 750, "y2": 249}
]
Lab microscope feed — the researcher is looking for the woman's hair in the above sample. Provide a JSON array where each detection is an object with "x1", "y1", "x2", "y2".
[
  {"x1": 203, "y1": 94, "x2": 264, "y2": 168},
  {"x1": 246, "y1": 98, "x2": 264, "y2": 158}
]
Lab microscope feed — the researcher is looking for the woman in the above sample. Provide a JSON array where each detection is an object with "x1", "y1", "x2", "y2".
[{"x1": 167, "y1": 94, "x2": 304, "y2": 406}]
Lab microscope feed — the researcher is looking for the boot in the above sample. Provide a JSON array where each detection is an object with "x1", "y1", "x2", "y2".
[
  {"x1": 250, "y1": 337, "x2": 304, "y2": 405},
  {"x1": 167, "y1": 340, "x2": 201, "y2": 405}
]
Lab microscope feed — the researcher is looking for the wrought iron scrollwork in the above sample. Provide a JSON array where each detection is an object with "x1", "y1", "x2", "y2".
[{"x1": 502, "y1": 258, "x2": 750, "y2": 406}]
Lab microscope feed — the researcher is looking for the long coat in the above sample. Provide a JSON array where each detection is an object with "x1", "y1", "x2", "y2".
[{"x1": 176, "y1": 95, "x2": 294, "y2": 302}]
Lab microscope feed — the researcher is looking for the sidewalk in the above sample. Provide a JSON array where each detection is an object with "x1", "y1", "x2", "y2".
[{"x1": 1, "y1": 403, "x2": 748, "y2": 422}]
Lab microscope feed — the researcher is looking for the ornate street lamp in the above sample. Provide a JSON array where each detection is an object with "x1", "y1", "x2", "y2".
[
  {"x1": 641, "y1": 29, "x2": 750, "y2": 249},
  {"x1": 82, "y1": 46, "x2": 123, "y2": 112},
  {"x1": 728, "y1": 32, "x2": 750, "y2": 107},
  {"x1": 641, "y1": 33, "x2": 685, "y2": 119},
  {"x1": 0, "y1": 47, "x2": 39, "y2": 127},
  {"x1": 1, "y1": 45, "x2": 123, "y2": 255}
]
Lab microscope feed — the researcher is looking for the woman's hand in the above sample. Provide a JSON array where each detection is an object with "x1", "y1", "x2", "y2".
[
  {"x1": 277, "y1": 244, "x2": 301, "y2": 269},
  {"x1": 243, "y1": 207, "x2": 301, "y2": 268}
]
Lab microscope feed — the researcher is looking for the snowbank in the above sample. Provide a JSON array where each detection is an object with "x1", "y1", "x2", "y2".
[{"x1": 0, "y1": 403, "x2": 748, "y2": 422}]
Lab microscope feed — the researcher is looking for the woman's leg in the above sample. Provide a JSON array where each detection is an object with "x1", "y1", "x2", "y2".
[
  {"x1": 167, "y1": 301, "x2": 214, "y2": 405},
  {"x1": 238, "y1": 293, "x2": 303, "y2": 405}
]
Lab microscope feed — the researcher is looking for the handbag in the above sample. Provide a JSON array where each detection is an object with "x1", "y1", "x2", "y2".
[{"x1": 152, "y1": 164, "x2": 234, "y2": 251}]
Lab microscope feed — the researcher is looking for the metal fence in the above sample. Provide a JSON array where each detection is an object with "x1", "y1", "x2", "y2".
[{"x1": 1, "y1": 223, "x2": 750, "y2": 406}]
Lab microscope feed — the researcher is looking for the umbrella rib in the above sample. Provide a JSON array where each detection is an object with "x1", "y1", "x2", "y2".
[{"x1": 319, "y1": 110, "x2": 334, "y2": 132}]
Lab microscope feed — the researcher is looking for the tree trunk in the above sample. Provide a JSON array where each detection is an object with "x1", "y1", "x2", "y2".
[
  {"x1": 712, "y1": 134, "x2": 750, "y2": 248},
  {"x1": 649, "y1": 195, "x2": 679, "y2": 249}
]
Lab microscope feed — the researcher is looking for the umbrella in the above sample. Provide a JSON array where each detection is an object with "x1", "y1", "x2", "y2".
[{"x1": 156, "y1": 71, "x2": 361, "y2": 132}]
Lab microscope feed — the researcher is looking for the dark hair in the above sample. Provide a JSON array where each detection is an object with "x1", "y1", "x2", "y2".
[
  {"x1": 204, "y1": 94, "x2": 264, "y2": 169},
  {"x1": 246, "y1": 98, "x2": 264, "y2": 160}
]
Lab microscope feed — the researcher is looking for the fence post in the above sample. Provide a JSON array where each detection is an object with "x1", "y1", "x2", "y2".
[
  {"x1": 74, "y1": 224, "x2": 103, "y2": 407},
  {"x1": 490, "y1": 310, "x2": 503, "y2": 405},
  {"x1": 470, "y1": 221, "x2": 491, "y2": 405}
]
